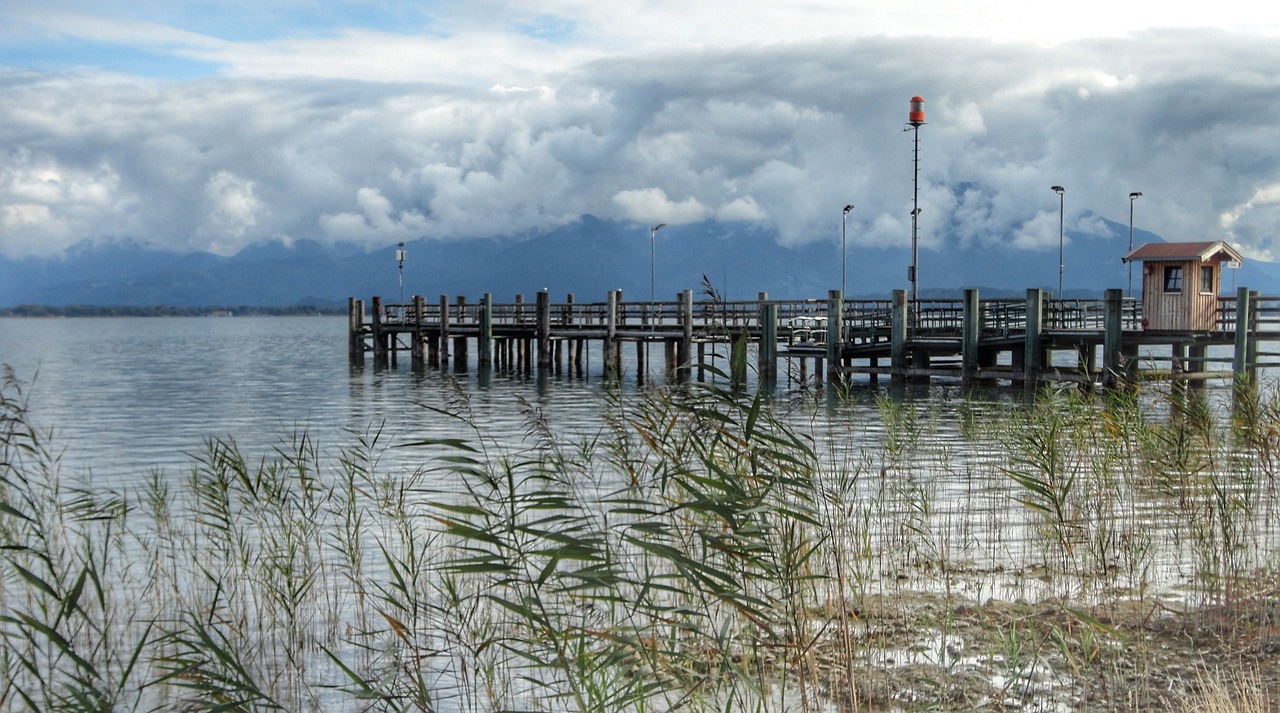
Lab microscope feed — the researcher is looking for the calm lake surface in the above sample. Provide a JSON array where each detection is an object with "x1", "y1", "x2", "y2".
[
  {"x1": 0, "y1": 315, "x2": 934, "y2": 484},
  {"x1": 0, "y1": 314, "x2": 1239, "y2": 488},
  {"x1": 1, "y1": 316, "x2": 662, "y2": 486}
]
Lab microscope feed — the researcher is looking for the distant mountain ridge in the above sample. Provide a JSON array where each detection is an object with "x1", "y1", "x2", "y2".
[{"x1": 3, "y1": 214, "x2": 1278, "y2": 307}]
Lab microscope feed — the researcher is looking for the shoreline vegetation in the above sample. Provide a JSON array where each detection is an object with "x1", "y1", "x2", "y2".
[
  {"x1": 4, "y1": 365, "x2": 1280, "y2": 711},
  {"x1": 1, "y1": 304, "x2": 347, "y2": 317}
]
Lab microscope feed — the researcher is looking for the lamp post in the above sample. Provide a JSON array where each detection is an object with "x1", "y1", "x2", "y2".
[
  {"x1": 1128, "y1": 192, "x2": 1143, "y2": 297},
  {"x1": 1051, "y1": 186, "x2": 1065, "y2": 296},
  {"x1": 841, "y1": 204, "x2": 854, "y2": 297},
  {"x1": 395, "y1": 241, "x2": 406, "y2": 304},
  {"x1": 649, "y1": 223, "x2": 667, "y2": 304}
]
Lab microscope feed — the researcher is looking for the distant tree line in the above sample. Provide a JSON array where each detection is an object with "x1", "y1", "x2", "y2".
[{"x1": 1, "y1": 304, "x2": 347, "y2": 317}]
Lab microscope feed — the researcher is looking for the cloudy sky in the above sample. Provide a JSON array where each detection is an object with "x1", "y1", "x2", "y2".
[{"x1": 3, "y1": 1, "x2": 1280, "y2": 262}]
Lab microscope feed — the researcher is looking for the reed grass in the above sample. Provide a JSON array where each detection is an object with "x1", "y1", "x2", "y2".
[{"x1": 6, "y1": 365, "x2": 1280, "y2": 711}]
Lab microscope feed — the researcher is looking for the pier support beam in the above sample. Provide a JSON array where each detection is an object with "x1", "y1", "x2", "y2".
[
  {"x1": 412, "y1": 295, "x2": 426, "y2": 371},
  {"x1": 537, "y1": 291, "x2": 552, "y2": 370},
  {"x1": 1023, "y1": 289, "x2": 1044, "y2": 385},
  {"x1": 1234, "y1": 286, "x2": 1254, "y2": 385},
  {"x1": 890, "y1": 289, "x2": 908, "y2": 384},
  {"x1": 371, "y1": 296, "x2": 387, "y2": 368},
  {"x1": 679, "y1": 290, "x2": 694, "y2": 381},
  {"x1": 758, "y1": 301, "x2": 779, "y2": 385},
  {"x1": 1103, "y1": 288, "x2": 1125, "y2": 387},
  {"x1": 439, "y1": 295, "x2": 451, "y2": 367},
  {"x1": 605, "y1": 290, "x2": 620, "y2": 379},
  {"x1": 348, "y1": 297, "x2": 365, "y2": 367},
  {"x1": 962, "y1": 288, "x2": 980, "y2": 381},
  {"x1": 478, "y1": 293, "x2": 493, "y2": 369},
  {"x1": 826, "y1": 289, "x2": 843, "y2": 382}
]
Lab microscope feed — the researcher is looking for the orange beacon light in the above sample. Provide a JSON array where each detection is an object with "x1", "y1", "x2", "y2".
[{"x1": 908, "y1": 96, "x2": 925, "y2": 126}]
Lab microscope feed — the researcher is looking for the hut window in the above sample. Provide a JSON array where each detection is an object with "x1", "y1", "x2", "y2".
[
  {"x1": 1163, "y1": 266, "x2": 1183, "y2": 293},
  {"x1": 1200, "y1": 265, "x2": 1214, "y2": 293}
]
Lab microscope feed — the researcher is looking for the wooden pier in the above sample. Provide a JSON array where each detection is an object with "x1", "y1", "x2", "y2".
[{"x1": 347, "y1": 287, "x2": 1280, "y2": 388}]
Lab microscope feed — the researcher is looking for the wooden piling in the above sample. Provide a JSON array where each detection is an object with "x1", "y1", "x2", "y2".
[
  {"x1": 454, "y1": 296, "x2": 468, "y2": 371},
  {"x1": 371, "y1": 296, "x2": 387, "y2": 367},
  {"x1": 537, "y1": 291, "x2": 552, "y2": 370},
  {"x1": 438, "y1": 295, "x2": 451, "y2": 367},
  {"x1": 758, "y1": 301, "x2": 779, "y2": 383},
  {"x1": 962, "y1": 288, "x2": 980, "y2": 380},
  {"x1": 1234, "y1": 287, "x2": 1252, "y2": 378},
  {"x1": 1103, "y1": 288, "x2": 1124, "y2": 386},
  {"x1": 348, "y1": 297, "x2": 365, "y2": 366},
  {"x1": 679, "y1": 289, "x2": 693, "y2": 381},
  {"x1": 891, "y1": 289, "x2": 908, "y2": 384},
  {"x1": 412, "y1": 295, "x2": 426, "y2": 371},
  {"x1": 1022, "y1": 288, "x2": 1044, "y2": 384},
  {"x1": 478, "y1": 293, "x2": 493, "y2": 368},
  {"x1": 826, "y1": 289, "x2": 843, "y2": 382},
  {"x1": 605, "y1": 290, "x2": 620, "y2": 379}
]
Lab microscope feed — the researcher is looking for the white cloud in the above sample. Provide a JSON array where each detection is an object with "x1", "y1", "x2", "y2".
[
  {"x1": 717, "y1": 196, "x2": 767, "y2": 223},
  {"x1": 196, "y1": 171, "x2": 261, "y2": 255},
  {"x1": 611, "y1": 188, "x2": 712, "y2": 225},
  {"x1": 319, "y1": 187, "x2": 428, "y2": 244},
  {"x1": 0, "y1": 149, "x2": 134, "y2": 257},
  {"x1": 1220, "y1": 182, "x2": 1280, "y2": 250}
]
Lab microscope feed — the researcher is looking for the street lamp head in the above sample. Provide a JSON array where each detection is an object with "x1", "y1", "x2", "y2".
[
  {"x1": 651, "y1": 223, "x2": 667, "y2": 232},
  {"x1": 1129, "y1": 191, "x2": 1143, "y2": 200},
  {"x1": 1051, "y1": 185, "x2": 1064, "y2": 195},
  {"x1": 843, "y1": 204, "x2": 854, "y2": 214}
]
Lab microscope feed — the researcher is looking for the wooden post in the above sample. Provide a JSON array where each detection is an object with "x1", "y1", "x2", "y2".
[
  {"x1": 605, "y1": 290, "x2": 619, "y2": 379},
  {"x1": 962, "y1": 288, "x2": 980, "y2": 381},
  {"x1": 1103, "y1": 288, "x2": 1124, "y2": 387},
  {"x1": 1022, "y1": 288, "x2": 1044, "y2": 384},
  {"x1": 439, "y1": 295, "x2": 451, "y2": 367},
  {"x1": 679, "y1": 289, "x2": 694, "y2": 381},
  {"x1": 537, "y1": 291, "x2": 552, "y2": 370},
  {"x1": 563, "y1": 294, "x2": 575, "y2": 373},
  {"x1": 348, "y1": 297, "x2": 365, "y2": 366},
  {"x1": 1234, "y1": 286, "x2": 1253, "y2": 380},
  {"x1": 890, "y1": 289, "x2": 908, "y2": 384},
  {"x1": 758, "y1": 301, "x2": 779, "y2": 384},
  {"x1": 478, "y1": 293, "x2": 493, "y2": 368},
  {"x1": 826, "y1": 289, "x2": 843, "y2": 382},
  {"x1": 412, "y1": 295, "x2": 426, "y2": 371},
  {"x1": 371, "y1": 296, "x2": 387, "y2": 368},
  {"x1": 454, "y1": 296, "x2": 469, "y2": 371},
  {"x1": 1250, "y1": 290, "x2": 1260, "y2": 373}
]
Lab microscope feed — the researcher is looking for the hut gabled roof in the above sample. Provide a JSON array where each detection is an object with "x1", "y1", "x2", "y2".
[{"x1": 1122, "y1": 241, "x2": 1244, "y2": 264}]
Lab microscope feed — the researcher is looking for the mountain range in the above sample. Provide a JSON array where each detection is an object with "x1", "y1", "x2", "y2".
[{"x1": 3, "y1": 214, "x2": 1277, "y2": 308}]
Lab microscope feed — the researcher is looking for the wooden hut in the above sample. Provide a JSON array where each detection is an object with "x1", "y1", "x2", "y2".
[{"x1": 1122, "y1": 241, "x2": 1243, "y2": 331}]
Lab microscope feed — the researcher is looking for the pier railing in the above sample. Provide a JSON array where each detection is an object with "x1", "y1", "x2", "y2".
[
  {"x1": 357, "y1": 289, "x2": 1280, "y2": 387},
  {"x1": 378, "y1": 292, "x2": 1280, "y2": 340}
]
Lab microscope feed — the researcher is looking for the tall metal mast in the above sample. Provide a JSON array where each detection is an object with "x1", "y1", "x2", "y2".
[{"x1": 907, "y1": 96, "x2": 925, "y2": 308}]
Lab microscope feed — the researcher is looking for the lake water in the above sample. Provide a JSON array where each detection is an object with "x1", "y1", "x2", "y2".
[
  {"x1": 1, "y1": 315, "x2": 1014, "y2": 485},
  {"x1": 0, "y1": 314, "x2": 1243, "y2": 501},
  {"x1": 4, "y1": 315, "x2": 1278, "y2": 711},
  {"x1": 0, "y1": 316, "x2": 644, "y2": 486}
]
